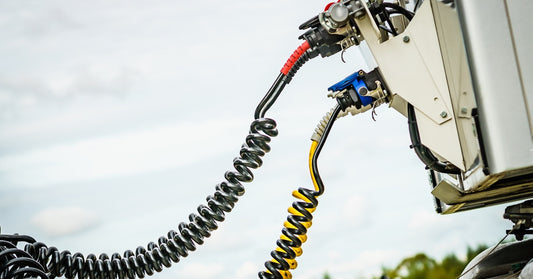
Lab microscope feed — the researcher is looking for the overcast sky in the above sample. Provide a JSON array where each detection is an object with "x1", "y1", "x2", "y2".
[{"x1": 0, "y1": 1, "x2": 512, "y2": 279}]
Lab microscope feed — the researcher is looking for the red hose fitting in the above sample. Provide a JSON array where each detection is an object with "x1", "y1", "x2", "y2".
[
  {"x1": 324, "y1": 0, "x2": 342, "y2": 11},
  {"x1": 280, "y1": 41, "x2": 311, "y2": 76}
]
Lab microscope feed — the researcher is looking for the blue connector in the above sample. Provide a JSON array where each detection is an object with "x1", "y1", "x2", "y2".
[{"x1": 328, "y1": 71, "x2": 374, "y2": 107}]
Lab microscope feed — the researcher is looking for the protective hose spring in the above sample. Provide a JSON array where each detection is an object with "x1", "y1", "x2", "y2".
[
  {"x1": 258, "y1": 187, "x2": 319, "y2": 279},
  {"x1": 280, "y1": 41, "x2": 310, "y2": 78},
  {"x1": 311, "y1": 107, "x2": 337, "y2": 142},
  {"x1": 284, "y1": 48, "x2": 312, "y2": 84},
  {"x1": 17, "y1": 117, "x2": 278, "y2": 279}
]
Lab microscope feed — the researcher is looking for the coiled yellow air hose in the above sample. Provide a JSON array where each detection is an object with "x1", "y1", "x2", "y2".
[{"x1": 259, "y1": 105, "x2": 342, "y2": 279}]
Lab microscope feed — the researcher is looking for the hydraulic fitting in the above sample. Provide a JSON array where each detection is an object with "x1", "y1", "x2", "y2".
[
  {"x1": 298, "y1": 0, "x2": 364, "y2": 58},
  {"x1": 329, "y1": 68, "x2": 390, "y2": 113}
]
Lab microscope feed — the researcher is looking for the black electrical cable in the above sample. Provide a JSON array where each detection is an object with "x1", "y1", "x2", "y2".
[
  {"x1": 441, "y1": 0, "x2": 455, "y2": 5},
  {"x1": 378, "y1": 25, "x2": 396, "y2": 36},
  {"x1": 370, "y1": 2, "x2": 414, "y2": 37},
  {"x1": 379, "y1": 5, "x2": 399, "y2": 36},
  {"x1": 371, "y1": 3, "x2": 455, "y2": 175},
  {"x1": 311, "y1": 104, "x2": 342, "y2": 195},
  {"x1": 414, "y1": 0, "x2": 422, "y2": 12},
  {"x1": 382, "y1": 3, "x2": 414, "y2": 21},
  {"x1": 407, "y1": 104, "x2": 461, "y2": 174}
]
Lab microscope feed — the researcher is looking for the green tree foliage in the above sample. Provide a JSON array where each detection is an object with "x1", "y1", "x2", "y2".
[
  {"x1": 376, "y1": 244, "x2": 489, "y2": 279},
  {"x1": 466, "y1": 244, "x2": 489, "y2": 262},
  {"x1": 320, "y1": 244, "x2": 489, "y2": 279}
]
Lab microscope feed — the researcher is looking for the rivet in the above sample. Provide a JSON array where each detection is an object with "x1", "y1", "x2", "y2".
[
  {"x1": 440, "y1": 111, "x2": 448, "y2": 118},
  {"x1": 403, "y1": 36, "x2": 410, "y2": 43}
]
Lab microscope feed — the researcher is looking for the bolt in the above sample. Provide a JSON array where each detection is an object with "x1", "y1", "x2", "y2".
[
  {"x1": 403, "y1": 36, "x2": 410, "y2": 43},
  {"x1": 461, "y1": 107, "x2": 468, "y2": 114},
  {"x1": 440, "y1": 111, "x2": 448, "y2": 118}
]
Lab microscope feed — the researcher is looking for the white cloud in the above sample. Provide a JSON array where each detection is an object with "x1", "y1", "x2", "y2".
[
  {"x1": 31, "y1": 206, "x2": 98, "y2": 237},
  {"x1": 354, "y1": 249, "x2": 401, "y2": 275},
  {"x1": 0, "y1": 117, "x2": 243, "y2": 187},
  {"x1": 342, "y1": 195, "x2": 368, "y2": 227},
  {"x1": 297, "y1": 249, "x2": 400, "y2": 279},
  {"x1": 178, "y1": 262, "x2": 225, "y2": 279},
  {"x1": 234, "y1": 261, "x2": 261, "y2": 279},
  {"x1": 0, "y1": 65, "x2": 137, "y2": 108},
  {"x1": 408, "y1": 210, "x2": 451, "y2": 231}
]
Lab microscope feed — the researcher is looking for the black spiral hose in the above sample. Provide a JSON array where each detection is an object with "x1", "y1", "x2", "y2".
[
  {"x1": 1, "y1": 41, "x2": 318, "y2": 279},
  {"x1": 0, "y1": 118, "x2": 278, "y2": 279},
  {"x1": 0, "y1": 234, "x2": 48, "y2": 279}
]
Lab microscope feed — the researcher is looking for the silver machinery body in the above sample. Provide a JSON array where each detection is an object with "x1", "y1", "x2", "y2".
[
  {"x1": 353, "y1": 0, "x2": 533, "y2": 213},
  {"x1": 441, "y1": 0, "x2": 533, "y2": 213}
]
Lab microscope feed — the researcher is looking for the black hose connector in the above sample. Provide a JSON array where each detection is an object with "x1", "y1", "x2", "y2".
[
  {"x1": 336, "y1": 88, "x2": 361, "y2": 110},
  {"x1": 299, "y1": 26, "x2": 343, "y2": 58}
]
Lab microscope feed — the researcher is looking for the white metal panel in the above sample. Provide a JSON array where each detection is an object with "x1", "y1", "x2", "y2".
[
  {"x1": 506, "y1": 0, "x2": 533, "y2": 135},
  {"x1": 431, "y1": 0, "x2": 479, "y2": 171},
  {"x1": 356, "y1": 0, "x2": 466, "y2": 169},
  {"x1": 457, "y1": 0, "x2": 533, "y2": 175}
]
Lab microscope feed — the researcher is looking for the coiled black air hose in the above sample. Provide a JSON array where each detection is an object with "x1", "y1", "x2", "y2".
[
  {"x1": 14, "y1": 118, "x2": 277, "y2": 279},
  {"x1": 0, "y1": 234, "x2": 47, "y2": 279},
  {"x1": 0, "y1": 41, "x2": 318, "y2": 279}
]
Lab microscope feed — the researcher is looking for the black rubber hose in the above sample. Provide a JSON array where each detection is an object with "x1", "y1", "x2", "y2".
[
  {"x1": 6, "y1": 117, "x2": 278, "y2": 279},
  {"x1": 255, "y1": 73, "x2": 285, "y2": 120},
  {"x1": 407, "y1": 104, "x2": 461, "y2": 174},
  {"x1": 0, "y1": 241, "x2": 48, "y2": 279},
  {"x1": 254, "y1": 48, "x2": 314, "y2": 120},
  {"x1": 311, "y1": 105, "x2": 342, "y2": 195},
  {"x1": 382, "y1": 3, "x2": 414, "y2": 21}
]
